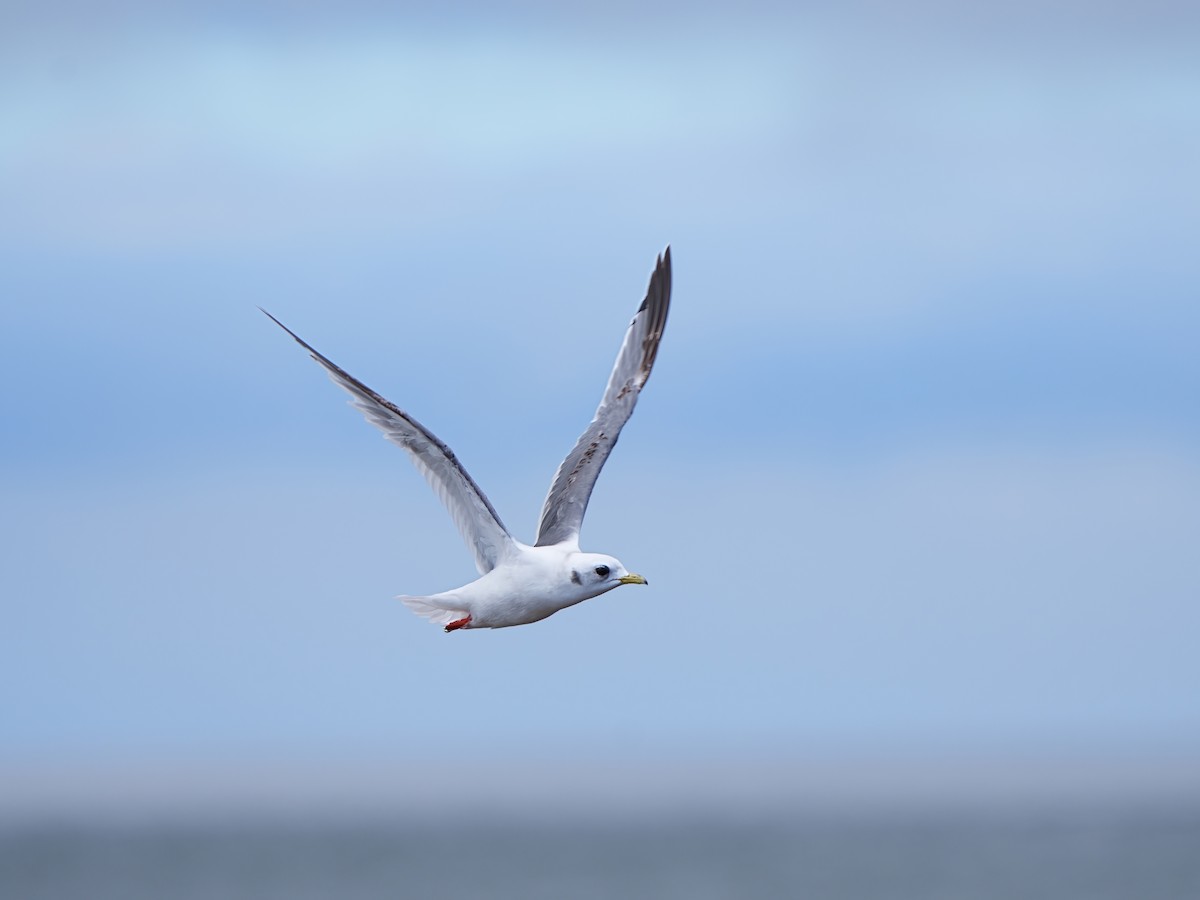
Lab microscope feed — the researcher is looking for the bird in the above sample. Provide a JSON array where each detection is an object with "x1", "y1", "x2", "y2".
[{"x1": 263, "y1": 248, "x2": 671, "y2": 631}]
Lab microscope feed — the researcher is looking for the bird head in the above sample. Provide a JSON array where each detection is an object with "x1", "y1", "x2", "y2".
[{"x1": 568, "y1": 553, "x2": 648, "y2": 596}]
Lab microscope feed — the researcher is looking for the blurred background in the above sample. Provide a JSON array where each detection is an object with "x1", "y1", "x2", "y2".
[{"x1": 2, "y1": 1, "x2": 1198, "y2": 897}]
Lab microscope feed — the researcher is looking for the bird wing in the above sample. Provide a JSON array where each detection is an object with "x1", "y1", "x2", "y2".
[
  {"x1": 263, "y1": 310, "x2": 517, "y2": 575},
  {"x1": 535, "y1": 247, "x2": 672, "y2": 547}
]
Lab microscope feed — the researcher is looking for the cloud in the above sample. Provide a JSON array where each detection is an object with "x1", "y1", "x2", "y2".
[
  {"x1": 0, "y1": 25, "x2": 795, "y2": 248},
  {"x1": 3, "y1": 11, "x2": 1196, "y2": 262}
]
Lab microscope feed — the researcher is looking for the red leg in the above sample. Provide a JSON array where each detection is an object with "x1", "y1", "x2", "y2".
[{"x1": 444, "y1": 615, "x2": 472, "y2": 633}]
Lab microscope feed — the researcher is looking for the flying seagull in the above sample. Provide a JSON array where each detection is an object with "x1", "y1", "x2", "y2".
[{"x1": 263, "y1": 248, "x2": 671, "y2": 631}]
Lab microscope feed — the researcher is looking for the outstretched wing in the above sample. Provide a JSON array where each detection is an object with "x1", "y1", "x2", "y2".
[
  {"x1": 263, "y1": 310, "x2": 516, "y2": 574},
  {"x1": 535, "y1": 247, "x2": 672, "y2": 547}
]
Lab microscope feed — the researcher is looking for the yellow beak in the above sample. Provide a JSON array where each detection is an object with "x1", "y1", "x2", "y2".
[{"x1": 618, "y1": 573, "x2": 648, "y2": 586}]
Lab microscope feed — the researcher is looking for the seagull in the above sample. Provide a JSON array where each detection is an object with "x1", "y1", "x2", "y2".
[{"x1": 263, "y1": 248, "x2": 671, "y2": 631}]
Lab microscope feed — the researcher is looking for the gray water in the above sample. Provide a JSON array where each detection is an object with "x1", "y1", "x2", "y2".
[{"x1": 4, "y1": 809, "x2": 1199, "y2": 900}]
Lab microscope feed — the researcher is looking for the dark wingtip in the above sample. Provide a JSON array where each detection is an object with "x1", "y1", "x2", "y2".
[
  {"x1": 260, "y1": 306, "x2": 297, "y2": 339},
  {"x1": 634, "y1": 246, "x2": 672, "y2": 380},
  {"x1": 259, "y1": 307, "x2": 325, "y2": 361},
  {"x1": 659, "y1": 246, "x2": 671, "y2": 311},
  {"x1": 639, "y1": 246, "x2": 673, "y2": 314}
]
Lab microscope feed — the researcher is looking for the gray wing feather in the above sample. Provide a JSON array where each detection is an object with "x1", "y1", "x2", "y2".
[
  {"x1": 535, "y1": 247, "x2": 672, "y2": 547},
  {"x1": 262, "y1": 310, "x2": 516, "y2": 574}
]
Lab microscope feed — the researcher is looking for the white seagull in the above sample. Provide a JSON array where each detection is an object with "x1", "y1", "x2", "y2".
[{"x1": 263, "y1": 248, "x2": 671, "y2": 631}]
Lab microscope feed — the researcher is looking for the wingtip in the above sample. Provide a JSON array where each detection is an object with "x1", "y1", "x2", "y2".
[
  {"x1": 638, "y1": 246, "x2": 673, "y2": 315},
  {"x1": 259, "y1": 307, "x2": 311, "y2": 349},
  {"x1": 657, "y1": 245, "x2": 671, "y2": 273},
  {"x1": 259, "y1": 306, "x2": 286, "y2": 330}
]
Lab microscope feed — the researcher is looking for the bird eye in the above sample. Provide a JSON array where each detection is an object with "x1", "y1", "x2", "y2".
[{"x1": 594, "y1": 565, "x2": 610, "y2": 578}]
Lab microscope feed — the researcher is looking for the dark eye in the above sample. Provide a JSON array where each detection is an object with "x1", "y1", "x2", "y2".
[{"x1": 594, "y1": 565, "x2": 610, "y2": 578}]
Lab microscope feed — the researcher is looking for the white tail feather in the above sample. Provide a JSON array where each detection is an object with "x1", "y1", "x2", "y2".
[{"x1": 397, "y1": 595, "x2": 468, "y2": 627}]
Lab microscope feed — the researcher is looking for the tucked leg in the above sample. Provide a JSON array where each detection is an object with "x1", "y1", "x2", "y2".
[{"x1": 444, "y1": 615, "x2": 472, "y2": 633}]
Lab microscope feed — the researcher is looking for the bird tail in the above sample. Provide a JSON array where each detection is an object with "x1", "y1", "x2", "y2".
[{"x1": 397, "y1": 594, "x2": 470, "y2": 628}]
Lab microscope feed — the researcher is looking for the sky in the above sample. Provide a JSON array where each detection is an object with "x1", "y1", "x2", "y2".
[{"x1": 2, "y1": 2, "x2": 1199, "y2": 819}]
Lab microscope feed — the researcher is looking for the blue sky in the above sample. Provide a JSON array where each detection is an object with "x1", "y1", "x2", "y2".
[{"x1": 2, "y1": 3, "x2": 1198, "y2": 817}]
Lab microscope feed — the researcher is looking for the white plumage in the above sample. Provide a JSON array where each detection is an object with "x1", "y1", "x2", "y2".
[{"x1": 264, "y1": 248, "x2": 672, "y2": 631}]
